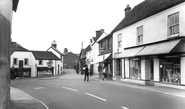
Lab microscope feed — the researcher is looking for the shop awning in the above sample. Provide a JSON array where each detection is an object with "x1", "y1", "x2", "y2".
[
  {"x1": 92, "y1": 53, "x2": 111, "y2": 64},
  {"x1": 137, "y1": 39, "x2": 181, "y2": 56},
  {"x1": 114, "y1": 46, "x2": 144, "y2": 58}
]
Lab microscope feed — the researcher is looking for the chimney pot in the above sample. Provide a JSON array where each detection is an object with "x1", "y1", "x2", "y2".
[
  {"x1": 51, "y1": 40, "x2": 57, "y2": 48},
  {"x1": 124, "y1": 4, "x2": 131, "y2": 17}
]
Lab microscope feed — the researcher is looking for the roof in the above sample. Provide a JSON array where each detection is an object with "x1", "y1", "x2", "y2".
[
  {"x1": 63, "y1": 52, "x2": 79, "y2": 67},
  {"x1": 47, "y1": 47, "x2": 64, "y2": 56},
  {"x1": 79, "y1": 49, "x2": 86, "y2": 59},
  {"x1": 97, "y1": 33, "x2": 112, "y2": 43},
  {"x1": 112, "y1": 0, "x2": 185, "y2": 33},
  {"x1": 32, "y1": 51, "x2": 60, "y2": 60},
  {"x1": 11, "y1": 42, "x2": 29, "y2": 54},
  {"x1": 13, "y1": 0, "x2": 19, "y2": 12}
]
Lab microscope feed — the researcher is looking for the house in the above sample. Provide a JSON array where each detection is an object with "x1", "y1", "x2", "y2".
[
  {"x1": 84, "y1": 29, "x2": 106, "y2": 75},
  {"x1": 79, "y1": 49, "x2": 86, "y2": 74},
  {"x1": 11, "y1": 42, "x2": 62, "y2": 77},
  {"x1": 63, "y1": 52, "x2": 79, "y2": 69},
  {"x1": 112, "y1": 0, "x2": 185, "y2": 87},
  {"x1": 97, "y1": 33, "x2": 112, "y2": 79},
  {"x1": 47, "y1": 40, "x2": 64, "y2": 74}
]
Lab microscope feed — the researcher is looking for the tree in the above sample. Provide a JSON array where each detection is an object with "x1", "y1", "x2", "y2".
[{"x1": 64, "y1": 48, "x2": 68, "y2": 54}]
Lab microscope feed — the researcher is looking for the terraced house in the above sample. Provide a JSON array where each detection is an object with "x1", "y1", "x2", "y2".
[{"x1": 112, "y1": 0, "x2": 185, "y2": 88}]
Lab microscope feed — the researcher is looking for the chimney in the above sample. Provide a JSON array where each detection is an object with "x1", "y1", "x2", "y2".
[
  {"x1": 51, "y1": 40, "x2": 57, "y2": 48},
  {"x1": 96, "y1": 29, "x2": 104, "y2": 38},
  {"x1": 124, "y1": 4, "x2": 131, "y2": 17}
]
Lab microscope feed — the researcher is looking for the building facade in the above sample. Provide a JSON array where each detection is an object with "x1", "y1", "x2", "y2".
[
  {"x1": 112, "y1": 0, "x2": 185, "y2": 87},
  {"x1": 97, "y1": 33, "x2": 112, "y2": 79}
]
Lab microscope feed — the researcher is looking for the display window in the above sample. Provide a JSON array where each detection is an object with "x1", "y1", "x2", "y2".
[
  {"x1": 129, "y1": 58, "x2": 141, "y2": 80},
  {"x1": 160, "y1": 56, "x2": 180, "y2": 85}
]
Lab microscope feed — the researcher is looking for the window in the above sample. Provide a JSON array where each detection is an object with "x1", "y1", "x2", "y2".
[
  {"x1": 117, "y1": 33, "x2": 122, "y2": 48},
  {"x1": 168, "y1": 12, "x2": 179, "y2": 36},
  {"x1": 137, "y1": 26, "x2": 143, "y2": 44},
  {"x1": 39, "y1": 60, "x2": 43, "y2": 65},
  {"x1": 24, "y1": 58, "x2": 29, "y2": 65},
  {"x1": 108, "y1": 37, "x2": 112, "y2": 50},
  {"x1": 13, "y1": 58, "x2": 18, "y2": 65}
]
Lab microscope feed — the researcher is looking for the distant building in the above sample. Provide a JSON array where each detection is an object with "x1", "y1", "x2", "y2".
[
  {"x1": 63, "y1": 52, "x2": 79, "y2": 69},
  {"x1": 11, "y1": 42, "x2": 62, "y2": 77},
  {"x1": 47, "y1": 40, "x2": 64, "y2": 73}
]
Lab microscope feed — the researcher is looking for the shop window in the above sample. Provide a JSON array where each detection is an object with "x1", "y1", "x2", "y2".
[
  {"x1": 160, "y1": 56, "x2": 180, "y2": 85},
  {"x1": 129, "y1": 59, "x2": 141, "y2": 80}
]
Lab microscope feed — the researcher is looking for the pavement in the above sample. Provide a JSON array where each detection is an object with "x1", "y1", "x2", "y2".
[{"x1": 10, "y1": 70, "x2": 185, "y2": 109}]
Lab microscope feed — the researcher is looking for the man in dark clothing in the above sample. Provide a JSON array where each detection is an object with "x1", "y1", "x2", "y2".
[{"x1": 84, "y1": 65, "x2": 89, "y2": 81}]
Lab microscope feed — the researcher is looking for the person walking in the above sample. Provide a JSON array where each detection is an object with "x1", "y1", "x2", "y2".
[
  {"x1": 102, "y1": 67, "x2": 106, "y2": 81},
  {"x1": 84, "y1": 65, "x2": 89, "y2": 81}
]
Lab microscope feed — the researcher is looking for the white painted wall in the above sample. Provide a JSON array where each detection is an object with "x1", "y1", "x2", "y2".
[
  {"x1": 154, "y1": 58, "x2": 160, "y2": 82},
  {"x1": 113, "y1": 2, "x2": 185, "y2": 56}
]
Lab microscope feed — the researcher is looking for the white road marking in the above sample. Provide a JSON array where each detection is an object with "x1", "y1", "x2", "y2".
[
  {"x1": 121, "y1": 106, "x2": 129, "y2": 109},
  {"x1": 62, "y1": 87, "x2": 78, "y2": 92},
  {"x1": 34, "y1": 87, "x2": 44, "y2": 90},
  {"x1": 85, "y1": 93, "x2": 107, "y2": 101}
]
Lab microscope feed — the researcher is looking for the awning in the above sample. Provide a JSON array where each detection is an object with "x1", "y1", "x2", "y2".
[
  {"x1": 137, "y1": 39, "x2": 181, "y2": 56},
  {"x1": 92, "y1": 53, "x2": 111, "y2": 64},
  {"x1": 114, "y1": 46, "x2": 144, "y2": 58}
]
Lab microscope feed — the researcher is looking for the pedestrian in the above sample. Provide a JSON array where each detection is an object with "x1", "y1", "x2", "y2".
[
  {"x1": 84, "y1": 65, "x2": 89, "y2": 81},
  {"x1": 102, "y1": 67, "x2": 106, "y2": 81}
]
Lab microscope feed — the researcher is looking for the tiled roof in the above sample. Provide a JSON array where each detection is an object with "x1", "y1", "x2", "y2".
[
  {"x1": 112, "y1": 0, "x2": 185, "y2": 33},
  {"x1": 63, "y1": 52, "x2": 79, "y2": 67},
  {"x1": 11, "y1": 42, "x2": 29, "y2": 54},
  {"x1": 32, "y1": 51, "x2": 60, "y2": 60}
]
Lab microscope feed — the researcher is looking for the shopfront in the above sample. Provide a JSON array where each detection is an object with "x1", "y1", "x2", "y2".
[
  {"x1": 160, "y1": 56, "x2": 181, "y2": 85},
  {"x1": 129, "y1": 58, "x2": 141, "y2": 80}
]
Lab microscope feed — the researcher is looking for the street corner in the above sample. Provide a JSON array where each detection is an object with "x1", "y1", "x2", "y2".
[{"x1": 10, "y1": 87, "x2": 48, "y2": 109}]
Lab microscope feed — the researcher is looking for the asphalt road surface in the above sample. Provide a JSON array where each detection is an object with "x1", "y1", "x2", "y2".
[{"x1": 11, "y1": 69, "x2": 185, "y2": 109}]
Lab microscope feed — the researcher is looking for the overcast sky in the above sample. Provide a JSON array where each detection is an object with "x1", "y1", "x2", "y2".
[{"x1": 12, "y1": 0, "x2": 144, "y2": 54}]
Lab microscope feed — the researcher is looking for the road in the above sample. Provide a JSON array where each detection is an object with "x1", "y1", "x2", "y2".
[{"x1": 11, "y1": 69, "x2": 185, "y2": 109}]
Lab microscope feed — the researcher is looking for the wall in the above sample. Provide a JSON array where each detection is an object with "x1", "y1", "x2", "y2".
[
  {"x1": 0, "y1": 0, "x2": 13, "y2": 108},
  {"x1": 113, "y1": 2, "x2": 185, "y2": 56}
]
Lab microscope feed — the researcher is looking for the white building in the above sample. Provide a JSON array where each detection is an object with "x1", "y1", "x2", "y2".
[
  {"x1": 47, "y1": 40, "x2": 64, "y2": 74},
  {"x1": 11, "y1": 42, "x2": 62, "y2": 77},
  {"x1": 112, "y1": 0, "x2": 185, "y2": 87}
]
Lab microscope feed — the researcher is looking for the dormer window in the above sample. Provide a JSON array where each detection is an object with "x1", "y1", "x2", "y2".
[{"x1": 168, "y1": 12, "x2": 179, "y2": 37}]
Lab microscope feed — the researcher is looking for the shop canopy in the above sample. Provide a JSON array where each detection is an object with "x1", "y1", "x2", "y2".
[
  {"x1": 136, "y1": 38, "x2": 181, "y2": 56},
  {"x1": 92, "y1": 53, "x2": 111, "y2": 64},
  {"x1": 114, "y1": 38, "x2": 183, "y2": 58}
]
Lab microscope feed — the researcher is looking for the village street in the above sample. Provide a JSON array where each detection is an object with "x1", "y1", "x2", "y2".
[{"x1": 11, "y1": 69, "x2": 185, "y2": 109}]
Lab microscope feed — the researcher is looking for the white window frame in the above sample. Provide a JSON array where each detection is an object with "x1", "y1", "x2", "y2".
[
  {"x1": 13, "y1": 58, "x2": 18, "y2": 65},
  {"x1": 39, "y1": 60, "x2": 43, "y2": 65},
  {"x1": 117, "y1": 33, "x2": 122, "y2": 48},
  {"x1": 137, "y1": 26, "x2": 143, "y2": 44},
  {"x1": 24, "y1": 58, "x2": 29, "y2": 65},
  {"x1": 168, "y1": 12, "x2": 179, "y2": 37}
]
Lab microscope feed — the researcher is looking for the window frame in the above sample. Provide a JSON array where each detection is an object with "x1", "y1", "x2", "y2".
[
  {"x1": 117, "y1": 33, "x2": 122, "y2": 48},
  {"x1": 137, "y1": 26, "x2": 143, "y2": 45},
  {"x1": 108, "y1": 37, "x2": 112, "y2": 50},
  {"x1": 24, "y1": 58, "x2": 29, "y2": 65},
  {"x1": 39, "y1": 60, "x2": 43, "y2": 65},
  {"x1": 13, "y1": 58, "x2": 18, "y2": 65},
  {"x1": 168, "y1": 12, "x2": 179, "y2": 37}
]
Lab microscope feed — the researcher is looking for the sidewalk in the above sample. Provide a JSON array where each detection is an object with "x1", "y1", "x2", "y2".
[
  {"x1": 10, "y1": 87, "x2": 47, "y2": 109},
  {"x1": 91, "y1": 75, "x2": 185, "y2": 98}
]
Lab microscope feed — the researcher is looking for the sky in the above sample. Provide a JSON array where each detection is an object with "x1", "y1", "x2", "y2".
[{"x1": 12, "y1": 0, "x2": 144, "y2": 54}]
